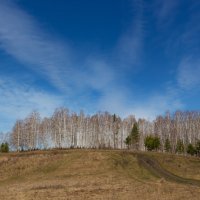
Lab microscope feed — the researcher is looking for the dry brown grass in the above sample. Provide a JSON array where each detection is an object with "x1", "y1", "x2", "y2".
[{"x1": 0, "y1": 150, "x2": 200, "y2": 200}]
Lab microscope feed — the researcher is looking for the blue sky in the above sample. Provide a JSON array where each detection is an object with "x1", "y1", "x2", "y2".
[{"x1": 0, "y1": 0, "x2": 200, "y2": 132}]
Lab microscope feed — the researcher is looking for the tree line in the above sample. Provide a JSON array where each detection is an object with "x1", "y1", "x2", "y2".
[{"x1": 1, "y1": 108, "x2": 200, "y2": 156}]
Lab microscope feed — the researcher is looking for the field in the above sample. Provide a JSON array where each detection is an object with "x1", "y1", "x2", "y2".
[{"x1": 0, "y1": 150, "x2": 200, "y2": 200}]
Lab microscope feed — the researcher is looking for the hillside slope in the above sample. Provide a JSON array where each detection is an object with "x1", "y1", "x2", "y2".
[{"x1": 0, "y1": 150, "x2": 200, "y2": 200}]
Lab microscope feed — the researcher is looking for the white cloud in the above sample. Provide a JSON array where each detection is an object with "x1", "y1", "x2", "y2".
[
  {"x1": 0, "y1": 0, "x2": 143, "y2": 92},
  {"x1": 133, "y1": 93, "x2": 183, "y2": 120},
  {"x1": 82, "y1": 59, "x2": 114, "y2": 90},
  {"x1": 153, "y1": 0, "x2": 179, "y2": 23},
  {"x1": 177, "y1": 57, "x2": 200, "y2": 89},
  {"x1": 115, "y1": 0, "x2": 144, "y2": 69},
  {"x1": 0, "y1": 0, "x2": 72, "y2": 91},
  {"x1": 97, "y1": 85, "x2": 183, "y2": 120},
  {"x1": 0, "y1": 0, "x2": 181, "y2": 132},
  {"x1": 0, "y1": 77, "x2": 64, "y2": 132},
  {"x1": 98, "y1": 88, "x2": 130, "y2": 116}
]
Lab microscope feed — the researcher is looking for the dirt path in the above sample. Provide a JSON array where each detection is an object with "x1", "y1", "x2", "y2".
[{"x1": 137, "y1": 153, "x2": 200, "y2": 187}]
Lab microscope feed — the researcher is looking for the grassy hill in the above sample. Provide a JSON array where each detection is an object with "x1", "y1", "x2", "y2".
[{"x1": 0, "y1": 150, "x2": 200, "y2": 200}]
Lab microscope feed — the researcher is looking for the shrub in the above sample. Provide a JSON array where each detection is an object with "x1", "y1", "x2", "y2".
[
  {"x1": 0, "y1": 142, "x2": 9, "y2": 153},
  {"x1": 187, "y1": 143, "x2": 196, "y2": 156},
  {"x1": 144, "y1": 135, "x2": 160, "y2": 151}
]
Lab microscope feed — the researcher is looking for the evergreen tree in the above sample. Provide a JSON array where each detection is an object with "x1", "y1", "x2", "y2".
[
  {"x1": 153, "y1": 137, "x2": 160, "y2": 151},
  {"x1": 130, "y1": 123, "x2": 140, "y2": 150},
  {"x1": 131, "y1": 123, "x2": 139, "y2": 143},
  {"x1": 144, "y1": 136, "x2": 154, "y2": 151},
  {"x1": 176, "y1": 140, "x2": 184, "y2": 154},
  {"x1": 187, "y1": 143, "x2": 196, "y2": 156},
  {"x1": 125, "y1": 136, "x2": 131, "y2": 149},
  {"x1": 144, "y1": 135, "x2": 160, "y2": 151},
  {"x1": 164, "y1": 138, "x2": 171, "y2": 152},
  {"x1": 196, "y1": 140, "x2": 200, "y2": 156},
  {"x1": 125, "y1": 123, "x2": 140, "y2": 150},
  {"x1": 113, "y1": 114, "x2": 116, "y2": 122},
  {"x1": 0, "y1": 142, "x2": 9, "y2": 153}
]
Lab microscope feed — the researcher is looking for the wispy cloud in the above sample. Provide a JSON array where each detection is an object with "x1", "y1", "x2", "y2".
[
  {"x1": 177, "y1": 57, "x2": 200, "y2": 90},
  {"x1": 0, "y1": 0, "x2": 71, "y2": 91},
  {"x1": 70, "y1": 0, "x2": 146, "y2": 115},
  {"x1": 133, "y1": 91, "x2": 183, "y2": 120},
  {"x1": 115, "y1": 0, "x2": 144, "y2": 69},
  {"x1": 0, "y1": 0, "x2": 183, "y2": 132},
  {"x1": 151, "y1": 1, "x2": 200, "y2": 94},
  {"x1": 153, "y1": 0, "x2": 179, "y2": 23},
  {"x1": 0, "y1": 0, "x2": 143, "y2": 91},
  {"x1": 90, "y1": 0, "x2": 146, "y2": 116},
  {"x1": 175, "y1": 3, "x2": 200, "y2": 91},
  {"x1": 98, "y1": 84, "x2": 183, "y2": 120},
  {"x1": 80, "y1": 59, "x2": 114, "y2": 90},
  {"x1": 0, "y1": 77, "x2": 64, "y2": 131}
]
